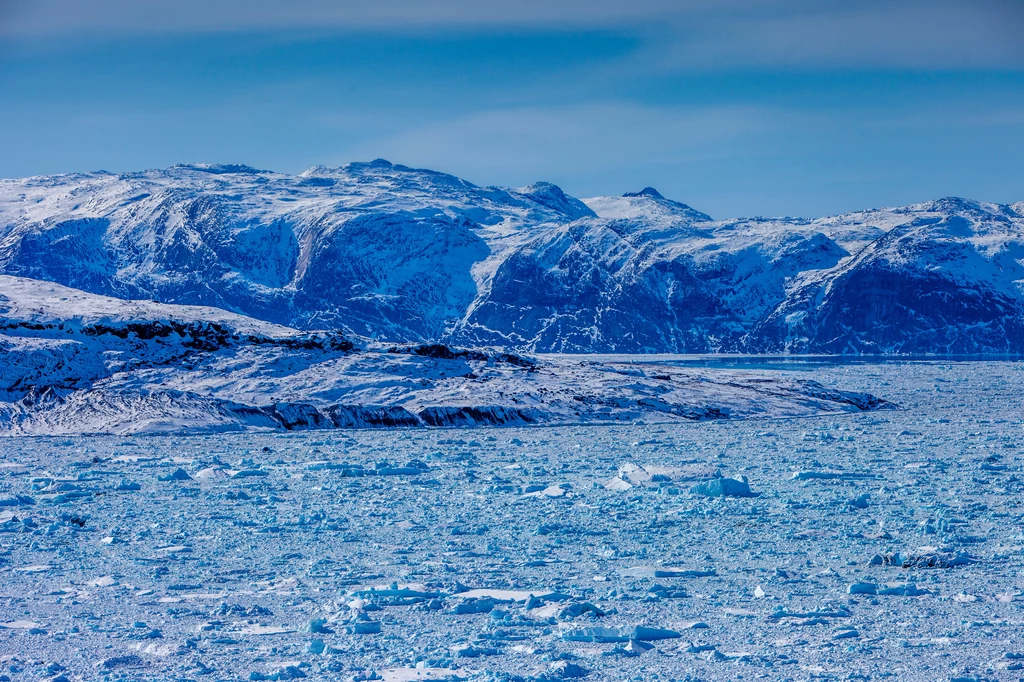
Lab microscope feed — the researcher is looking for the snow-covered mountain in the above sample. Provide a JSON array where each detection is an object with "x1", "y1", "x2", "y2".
[{"x1": 1, "y1": 160, "x2": 1021, "y2": 353}]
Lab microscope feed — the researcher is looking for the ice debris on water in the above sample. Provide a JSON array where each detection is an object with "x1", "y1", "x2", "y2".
[
  {"x1": 690, "y1": 475, "x2": 755, "y2": 498},
  {"x1": 0, "y1": 361, "x2": 1019, "y2": 680},
  {"x1": 869, "y1": 549, "x2": 975, "y2": 569},
  {"x1": 561, "y1": 625, "x2": 681, "y2": 643},
  {"x1": 157, "y1": 467, "x2": 192, "y2": 482}
]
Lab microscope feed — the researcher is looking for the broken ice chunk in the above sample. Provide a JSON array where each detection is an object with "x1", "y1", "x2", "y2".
[
  {"x1": 530, "y1": 601, "x2": 604, "y2": 620},
  {"x1": 158, "y1": 468, "x2": 192, "y2": 482},
  {"x1": 848, "y1": 582, "x2": 878, "y2": 595},
  {"x1": 350, "y1": 583, "x2": 440, "y2": 606},
  {"x1": 544, "y1": 661, "x2": 589, "y2": 678},
  {"x1": 88, "y1": 575, "x2": 118, "y2": 587},
  {"x1": 877, "y1": 583, "x2": 929, "y2": 597},
  {"x1": 524, "y1": 483, "x2": 571, "y2": 498},
  {"x1": 194, "y1": 467, "x2": 228, "y2": 480},
  {"x1": 453, "y1": 644, "x2": 501, "y2": 658},
  {"x1": 450, "y1": 597, "x2": 502, "y2": 615},
  {"x1": 690, "y1": 476, "x2": 754, "y2": 498},
  {"x1": 848, "y1": 493, "x2": 870, "y2": 509},
  {"x1": 0, "y1": 495, "x2": 35, "y2": 507},
  {"x1": 452, "y1": 588, "x2": 564, "y2": 602},
  {"x1": 618, "y1": 566, "x2": 715, "y2": 579},
  {"x1": 618, "y1": 463, "x2": 652, "y2": 485},
  {"x1": 238, "y1": 625, "x2": 295, "y2": 635},
  {"x1": 603, "y1": 639, "x2": 654, "y2": 657},
  {"x1": 343, "y1": 613, "x2": 382, "y2": 634},
  {"x1": 305, "y1": 618, "x2": 333, "y2": 634},
  {"x1": 0, "y1": 620, "x2": 42, "y2": 630},
  {"x1": 561, "y1": 625, "x2": 681, "y2": 643},
  {"x1": 869, "y1": 550, "x2": 974, "y2": 569},
  {"x1": 602, "y1": 477, "x2": 632, "y2": 492},
  {"x1": 791, "y1": 471, "x2": 877, "y2": 481},
  {"x1": 375, "y1": 459, "x2": 430, "y2": 476},
  {"x1": 229, "y1": 469, "x2": 268, "y2": 479}
]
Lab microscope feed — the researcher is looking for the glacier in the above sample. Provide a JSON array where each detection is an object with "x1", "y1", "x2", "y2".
[{"x1": 0, "y1": 276, "x2": 890, "y2": 435}]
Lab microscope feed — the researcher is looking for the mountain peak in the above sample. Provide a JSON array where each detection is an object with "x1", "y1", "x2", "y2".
[
  {"x1": 170, "y1": 163, "x2": 268, "y2": 175},
  {"x1": 516, "y1": 182, "x2": 596, "y2": 220},
  {"x1": 623, "y1": 187, "x2": 664, "y2": 199}
]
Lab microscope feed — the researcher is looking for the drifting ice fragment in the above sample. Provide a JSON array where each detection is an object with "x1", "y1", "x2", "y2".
[
  {"x1": 877, "y1": 583, "x2": 929, "y2": 597},
  {"x1": 530, "y1": 601, "x2": 605, "y2": 620},
  {"x1": 561, "y1": 625, "x2": 681, "y2": 642},
  {"x1": 544, "y1": 661, "x2": 589, "y2": 678},
  {"x1": 524, "y1": 483, "x2": 571, "y2": 498},
  {"x1": 306, "y1": 618, "x2": 333, "y2": 634},
  {"x1": 452, "y1": 589, "x2": 564, "y2": 602},
  {"x1": 453, "y1": 644, "x2": 500, "y2": 658},
  {"x1": 88, "y1": 575, "x2": 117, "y2": 587},
  {"x1": 0, "y1": 495, "x2": 35, "y2": 507},
  {"x1": 618, "y1": 566, "x2": 715, "y2": 579},
  {"x1": 343, "y1": 613, "x2": 382, "y2": 634},
  {"x1": 229, "y1": 469, "x2": 268, "y2": 479},
  {"x1": 848, "y1": 493, "x2": 870, "y2": 509},
  {"x1": 602, "y1": 477, "x2": 632, "y2": 492},
  {"x1": 194, "y1": 467, "x2": 228, "y2": 480},
  {"x1": 370, "y1": 669, "x2": 465, "y2": 681},
  {"x1": 0, "y1": 620, "x2": 41, "y2": 629},
  {"x1": 450, "y1": 597, "x2": 501, "y2": 615},
  {"x1": 238, "y1": 625, "x2": 295, "y2": 635},
  {"x1": 158, "y1": 468, "x2": 192, "y2": 482},
  {"x1": 869, "y1": 550, "x2": 974, "y2": 569},
  {"x1": 848, "y1": 582, "x2": 878, "y2": 595},
  {"x1": 791, "y1": 471, "x2": 877, "y2": 481},
  {"x1": 690, "y1": 476, "x2": 754, "y2": 498}
]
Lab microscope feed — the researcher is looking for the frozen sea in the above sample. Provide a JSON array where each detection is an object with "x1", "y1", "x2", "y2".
[{"x1": 1, "y1": 359, "x2": 1023, "y2": 682}]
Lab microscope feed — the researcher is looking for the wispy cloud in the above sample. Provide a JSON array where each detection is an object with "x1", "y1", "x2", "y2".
[
  {"x1": 3, "y1": 0, "x2": 1022, "y2": 69},
  {"x1": 342, "y1": 102, "x2": 791, "y2": 189}
]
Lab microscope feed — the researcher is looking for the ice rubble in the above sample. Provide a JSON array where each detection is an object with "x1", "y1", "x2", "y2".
[{"x1": 0, "y1": 360, "x2": 1020, "y2": 680}]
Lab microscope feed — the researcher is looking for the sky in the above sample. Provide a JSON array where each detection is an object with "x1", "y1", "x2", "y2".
[{"x1": 0, "y1": 0, "x2": 1022, "y2": 218}]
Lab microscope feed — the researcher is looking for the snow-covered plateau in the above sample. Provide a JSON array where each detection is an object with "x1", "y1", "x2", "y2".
[
  {"x1": 0, "y1": 276, "x2": 892, "y2": 436},
  {"x1": 0, "y1": 360, "x2": 1022, "y2": 681}
]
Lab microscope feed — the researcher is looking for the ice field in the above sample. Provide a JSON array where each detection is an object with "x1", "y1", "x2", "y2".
[{"x1": 1, "y1": 359, "x2": 1023, "y2": 682}]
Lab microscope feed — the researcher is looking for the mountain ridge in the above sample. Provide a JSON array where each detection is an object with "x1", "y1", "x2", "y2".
[{"x1": 1, "y1": 160, "x2": 1021, "y2": 354}]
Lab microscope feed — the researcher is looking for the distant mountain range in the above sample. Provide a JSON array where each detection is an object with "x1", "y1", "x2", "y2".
[{"x1": 2, "y1": 159, "x2": 1022, "y2": 354}]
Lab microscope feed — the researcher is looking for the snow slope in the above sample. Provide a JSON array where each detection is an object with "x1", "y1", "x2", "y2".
[
  {"x1": 0, "y1": 277, "x2": 890, "y2": 435},
  {"x1": 1, "y1": 162, "x2": 1021, "y2": 353}
]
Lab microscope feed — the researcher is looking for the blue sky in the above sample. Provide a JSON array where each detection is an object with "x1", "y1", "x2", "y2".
[{"x1": 0, "y1": 0, "x2": 1022, "y2": 218}]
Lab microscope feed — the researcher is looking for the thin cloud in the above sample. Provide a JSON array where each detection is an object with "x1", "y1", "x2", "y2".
[
  {"x1": 2, "y1": 0, "x2": 1022, "y2": 68},
  {"x1": 344, "y1": 102, "x2": 785, "y2": 186}
]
